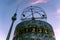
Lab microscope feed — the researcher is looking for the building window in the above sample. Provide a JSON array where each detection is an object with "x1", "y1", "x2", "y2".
[
  {"x1": 24, "y1": 28, "x2": 28, "y2": 33},
  {"x1": 21, "y1": 29, "x2": 24, "y2": 33},
  {"x1": 38, "y1": 28, "x2": 42, "y2": 33},
  {"x1": 39, "y1": 34, "x2": 43, "y2": 37},
  {"x1": 31, "y1": 38, "x2": 34, "y2": 40},
  {"x1": 26, "y1": 28, "x2": 28, "y2": 32},
  {"x1": 17, "y1": 37, "x2": 22, "y2": 40},
  {"x1": 37, "y1": 39, "x2": 40, "y2": 40},
  {"x1": 32, "y1": 27, "x2": 35, "y2": 32},
  {"x1": 31, "y1": 36, "x2": 36, "y2": 39},
  {"x1": 25, "y1": 36, "x2": 29, "y2": 38},
  {"x1": 45, "y1": 30, "x2": 48, "y2": 34}
]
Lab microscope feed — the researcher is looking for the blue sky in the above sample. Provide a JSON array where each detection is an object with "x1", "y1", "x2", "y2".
[{"x1": 0, "y1": 0, "x2": 60, "y2": 40}]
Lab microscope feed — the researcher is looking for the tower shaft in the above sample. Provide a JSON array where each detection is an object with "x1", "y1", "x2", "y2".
[{"x1": 6, "y1": 13, "x2": 17, "y2": 40}]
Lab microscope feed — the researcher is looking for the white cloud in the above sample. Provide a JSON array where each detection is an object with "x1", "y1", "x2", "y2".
[
  {"x1": 56, "y1": 9, "x2": 60, "y2": 14},
  {"x1": 54, "y1": 28, "x2": 60, "y2": 40},
  {"x1": 31, "y1": 0, "x2": 48, "y2": 5}
]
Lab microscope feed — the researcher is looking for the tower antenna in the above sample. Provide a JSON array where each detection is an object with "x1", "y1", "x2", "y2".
[{"x1": 6, "y1": 3, "x2": 19, "y2": 40}]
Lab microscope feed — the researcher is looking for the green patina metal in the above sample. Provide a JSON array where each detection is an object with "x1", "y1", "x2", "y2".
[{"x1": 15, "y1": 20, "x2": 53, "y2": 31}]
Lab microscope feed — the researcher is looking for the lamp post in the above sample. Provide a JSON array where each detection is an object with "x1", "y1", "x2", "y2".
[{"x1": 6, "y1": 13, "x2": 17, "y2": 40}]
